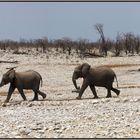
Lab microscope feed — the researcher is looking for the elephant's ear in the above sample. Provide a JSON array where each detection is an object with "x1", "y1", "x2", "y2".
[
  {"x1": 82, "y1": 63, "x2": 91, "y2": 77},
  {"x1": 9, "y1": 70, "x2": 15, "y2": 80},
  {"x1": 76, "y1": 64, "x2": 83, "y2": 71}
]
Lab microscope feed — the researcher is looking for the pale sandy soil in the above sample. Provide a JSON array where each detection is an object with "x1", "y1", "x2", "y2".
[{"x1": 0, "y1": 50, "x2": 140, "y2": 138}]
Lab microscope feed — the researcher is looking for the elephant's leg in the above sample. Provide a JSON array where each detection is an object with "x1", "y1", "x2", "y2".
[
  {"x1": 106, "y1": 88, "x2": 112, "y2": 98},
  {"x1": 17, "y1": 88, "x2": 27, "y2": 101},
  {"x1": 38, "y1": 90, "x2": 46, "y2": 99},
  {"x1": 111, "y1": 87, "x2": 120, "y2": 96},
  {"x1": 76, "y1": 79, "x2": 88, "y2": 100},
  {"x1": 89, "y1": 85, "x2": 98, "y2": 99},
  {"x1": 32, "y1": 90, "x2": 39, "y2": 101},
  {"x1": 4, "y1": 85, "x2": 15, "y2": 103}
]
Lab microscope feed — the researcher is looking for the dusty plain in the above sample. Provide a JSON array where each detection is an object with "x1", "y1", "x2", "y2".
[{"x1": 0, "y1": 50, "x2": 140, "y2": 138}]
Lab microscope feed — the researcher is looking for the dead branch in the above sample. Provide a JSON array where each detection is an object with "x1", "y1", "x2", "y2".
[
  {"x1": 0, "y1": 60, "x2": 18, "y2": 64},
  {"x1": 119, "y1": 85, "x2": 140, "y2": 89},
  {"x1": 128, "y1": 69, "x2": 140, "y2": 72},
  {"x1": 81, "y1": 52, "x2": 104, "y2": 58},
  {"x1": 6, "y1": 66, "x2": 17, "y2": 70}
]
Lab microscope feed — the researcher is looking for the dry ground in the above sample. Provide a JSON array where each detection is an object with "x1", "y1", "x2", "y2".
[{"x1": 0, "y1": 51, "x2": 140, "y2": 138}]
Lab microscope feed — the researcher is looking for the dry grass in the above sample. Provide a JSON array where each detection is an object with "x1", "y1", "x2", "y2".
[
  {"x1": 119, "y1": 85, "x2": 140, "y2": 89},
  {"x1": 0, "y1": 90, "x2": 32, "y2": 96},
  {"x1": 102, "y1": 64, "x2": 140, "y2": 68}
]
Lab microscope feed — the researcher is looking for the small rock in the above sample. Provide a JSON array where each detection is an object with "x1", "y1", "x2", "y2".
[
  {"x1": 126, "y1": 124, "x2": 130, "y2": 127},
  {"x1": 87, "y1": 117, "x2": 92, "y2": 120},
  {"x1": 133, "y1": 98, "x2": 140, "y2": 102},
  {"x1": 20, "y1": 129, "x2": 31, "y2": 135},
  {"x1": 115, "y1": 99, "x2": 121, "y2": 102},
  {"x1": 20, "y1": 101, "x2": 29, "y2": 106},
  {"x1": 100, "y1": 98, "x2": 110, "y2": 103},
  {"x1": 55, "y1": 122, "x2": 60, "y2": 125},
  {"x1": 55, "y1": 129, "x2": 63, "y2": 134},
  {"x1": 27, "y1": 103, "x2": 33, "y2": 107},
  {"x1": 53, "y1": 127, "x2": 60, "y2": 131},
  {"x1": 122, "y1": 99, "x2": 129, "y2": 103},
  {"x1": 1, "y1": 103, "x2": 7, "y2": 107},
  {"x1": 42, "y1": 127, "x2": 49, "y2": 131},
  {"x1": 32, "y1": 127, "x2": 42, "y2": 131},
  {"x1": 38, "y1": 129, "x2": 45, "y2": 134},
  {"x1": 92, "y1": 100, "x2": 99, "y2": 104}
]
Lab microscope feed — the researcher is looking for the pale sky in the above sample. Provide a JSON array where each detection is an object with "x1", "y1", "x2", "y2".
[{"x1": 0, "y1": 2, "x2": 140, "y2": 41}]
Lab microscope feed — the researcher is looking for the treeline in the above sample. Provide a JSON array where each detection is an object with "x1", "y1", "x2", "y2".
[{"x1": 0, "y1": 32, "x2": 140, "y2": 58}]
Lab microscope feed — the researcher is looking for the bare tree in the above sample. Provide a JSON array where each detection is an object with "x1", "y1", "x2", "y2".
[
  {"x1": 62, "y1": 37, "x2": 72, "y2": 55},
  {"x1": 114, "y1": 33, "x2": 123, "y2": 56},
  {"x1": 94, "y1": 23, "x2": 107, "y2": 56},
  {"x1": 135, "y1": 35, "x2": 140, "y2": 54},
  {"x1": 123, "y1": 32, "x2": 135, "y2": 55}
]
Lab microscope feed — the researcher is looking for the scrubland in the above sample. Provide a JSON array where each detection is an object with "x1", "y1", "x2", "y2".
[{"x1": 0, "y1": 50, "x2": 140, "y2": 138}]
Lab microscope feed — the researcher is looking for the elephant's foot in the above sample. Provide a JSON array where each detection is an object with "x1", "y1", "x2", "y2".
[
  {"x1": 32, "y1": 98, "x2": 38, "y2": 101},
  {"x1": 93, "y1": 96, "x2": 99, "y2": 99},
  {"x1": 116, "y1": 90, "x2": 120, "y2": 96},
  {"x1": 3, "y1": 100, "x2": 9, "y2": 107},
  {"x1": 106, "y1": 95, "x2": 112, "y2": 98},
  {"x1": 42, "y1": 94, "x2": 46, "y2": 99},
  {"x1": 112, "y1": 88, "x2": 120, "y2": 96},
  {"x1": 76, "y1": 96, "x2": 81, "y2": 100}
]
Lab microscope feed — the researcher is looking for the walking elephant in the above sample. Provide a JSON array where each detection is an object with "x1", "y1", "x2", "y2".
[
  {"x1": 0, "y1": 68, "x2": 46, "y2": 103},
  {"x1": 72, "y1": 63, "x2": 120, "y2": 99}
]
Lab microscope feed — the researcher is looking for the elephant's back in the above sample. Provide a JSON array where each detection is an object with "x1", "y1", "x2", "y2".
[
  {"x1": 17, "y1": 70, "x2": 42, "y2": 80},
  {"x1": 89, "y1": 66, "x2": 115, "y2": 86},
  {"x1": 92, "y1": 66, "x2": 115, "y2": 75}
]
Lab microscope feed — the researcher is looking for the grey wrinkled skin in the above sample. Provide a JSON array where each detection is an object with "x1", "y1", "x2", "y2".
[
  {"x1": 0, "y1": 68, "x2": 46, "y2": 103},
  {"x1": 72, "y1": 63, "x2": 120, "y2": 100}
]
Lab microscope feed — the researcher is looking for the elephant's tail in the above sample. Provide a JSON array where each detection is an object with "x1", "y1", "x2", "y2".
[
  {"x1": 40, "y1": 77, "x2": 43, "y2": 87},
  {"x1": 114, "y1": 74, "x2": 119, "y2": 88}
]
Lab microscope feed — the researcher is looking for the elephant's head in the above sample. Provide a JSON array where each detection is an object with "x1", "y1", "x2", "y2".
[
  {"x1": 0, "y1": 68, "x2": 15, "y2": 87},
  {"x1": 72, "y1": 63, "x2": 91, "y2": 90}
]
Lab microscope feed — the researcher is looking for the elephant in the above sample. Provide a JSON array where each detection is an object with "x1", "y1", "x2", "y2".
[
  {"x1": 0, "y1": 68, "x2": 46, "y2": 103},
  {"x1": 72, "y1": 63, "x2": 120, "y2": 99}
]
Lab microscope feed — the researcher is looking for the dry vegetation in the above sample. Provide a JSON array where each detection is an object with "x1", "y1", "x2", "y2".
[
  {"x1": 0, "y1": 29, "x2": 140, "y2": 59},
  {"x1": 0, "y1": 27, "x2": 140, "y2": 138},
  {"x1": 0, "y1": 44, "x2": 139, "y2": 138}
]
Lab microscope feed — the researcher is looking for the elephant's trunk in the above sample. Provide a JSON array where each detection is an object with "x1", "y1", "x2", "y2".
[
  {"x1": 0, "y1": 82, "x2": 3, "y2": 87},
  {"x1": 72, "y1": 73, "x2": 79, "y2": 90},
  {"x1": 0, "y1": 81, "x2": 5, "y2": 87}
]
